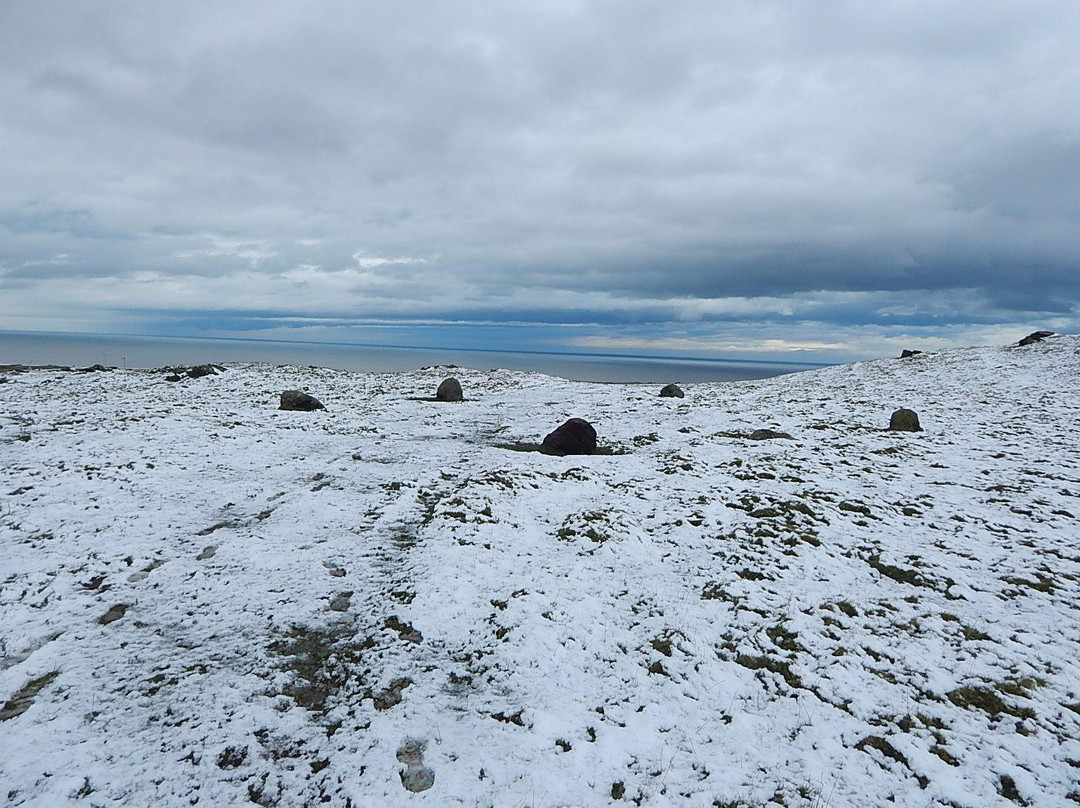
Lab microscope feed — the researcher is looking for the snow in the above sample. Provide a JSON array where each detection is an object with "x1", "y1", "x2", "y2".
[{"x1": 1, "y1": 337, "x2": 1079, "y2": 807}]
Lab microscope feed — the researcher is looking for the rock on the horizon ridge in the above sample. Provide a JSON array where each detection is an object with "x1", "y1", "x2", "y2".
[
  {"x1": 162, "y1": 363, "x2": 225, "y2": 381},
  {"x1": 436, "y1": 377, "x2": 464, "y2": 401},
  {"x1": 900, "y1": 349, "x2": 923, "y2": 358},
  {"x1": 187, "y1": 364, "x2": 225, "y2": 379},
  {"x1": 1018, "y1": 330, "x2": 1054, "y2": 346},
  {"x1": 888, "y1": 408, "x2": 922, "y2": 432},
  {"x1": 542, "y1": 418, "x2": 597, "y2": 455},
  {"x1": 659, "y1": 384, "x2": 684, "y2": 398},
  {"x1": 279, "y1": 390, "x2": 325, "y2": 411}
]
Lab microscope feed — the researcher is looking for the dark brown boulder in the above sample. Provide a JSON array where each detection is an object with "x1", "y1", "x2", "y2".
[
  {"x1": 659, "y1": 384, "x2": 684, "y2": 398},
  {"x1": 436, "y1": 377, "x2": 464, "y2": 401},
  {"x1": 888, "y1": 408, "x2": 922, "y2": 432},
  {"x1": 279, "y1": 390, "x2": 325, "y2": 411},
  {"x1": 541, "y1": 418, "x2": 597, "y2": 455},
  {"x1": 1018, "y1": 331, "x2": 1054, "y2": 346}
]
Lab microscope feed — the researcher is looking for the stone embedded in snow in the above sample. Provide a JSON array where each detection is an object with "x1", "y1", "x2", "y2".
[
  {"x1": 374, "y1": 677, "x2": 413, "y2": 710},
  {"x1": 98, "y1": 604, "x2": 130, "y2": 625},
  {"x1": 396, "y1": 739, "x2": 435, "y2": 793},
  {"x1": 749, "y1": 428, "x2": 793, "y2": 440},
  {"x1": 888, "y1": 408, "x2": 922, "y2": 432},
  {"x1": 278, "y1": 390, "x2": 324, "y2": 411},
  {"x1": 900, "y1": 349, "x2": 923, "y2": 358},
  {"x1": 160, "y1": 364, "x2": 223, "y2": 381},
  {"x1": 328, "y1": 591, "x2": 352, "y2": 612},
  {"x1": 659, "y1": 384, "x2": 684, "y2": 398},
  {"x1": 436, "y1": 377, "x2": 464, "y2": 401},
  {"x1": 541, "y1": 418, "x2": 597, "y2": 455},
  {"x1": 1018, "y1": 330, "x2": 1054, "y2": 346}
]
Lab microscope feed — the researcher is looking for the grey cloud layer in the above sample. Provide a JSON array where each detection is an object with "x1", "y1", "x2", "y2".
[{"x1": 1, "y1": 0, "x2": 1078, "y2": 335}]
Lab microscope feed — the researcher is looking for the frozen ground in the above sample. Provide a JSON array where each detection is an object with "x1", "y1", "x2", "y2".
[{"x1": 1, "y1": 336, "x2": 1078, "y2": 807}]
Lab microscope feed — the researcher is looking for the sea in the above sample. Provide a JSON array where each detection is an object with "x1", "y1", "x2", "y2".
[{"x1": 0, "y1": 330, "x2": 824, "y2": 383}]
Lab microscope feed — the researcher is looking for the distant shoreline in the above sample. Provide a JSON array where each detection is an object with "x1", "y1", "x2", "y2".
[
  {"x1": 0, "y1": 327, "x2": 825, "y2": 369},
  {"x1": 0, "y1": 329, "x2": 826, "y2": 384}
]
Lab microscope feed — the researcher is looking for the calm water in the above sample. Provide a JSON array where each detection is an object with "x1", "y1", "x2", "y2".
[{"x1": 0, "y1": 330, "x2": 823, "y2": 383}]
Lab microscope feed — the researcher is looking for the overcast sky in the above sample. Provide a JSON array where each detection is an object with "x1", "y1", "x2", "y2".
[{"x1": 2, "y1": 0, "x2": 1078, "y2": 362}]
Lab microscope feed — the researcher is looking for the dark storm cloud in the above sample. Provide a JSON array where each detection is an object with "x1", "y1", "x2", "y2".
[{"x1": 1, "y1": 0, "x2": 1078, "y2": 348}]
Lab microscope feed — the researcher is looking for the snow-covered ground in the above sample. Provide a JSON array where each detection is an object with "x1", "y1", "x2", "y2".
[{"x1": 1, "y1": 336, "x2": 1078, "y2": 807}]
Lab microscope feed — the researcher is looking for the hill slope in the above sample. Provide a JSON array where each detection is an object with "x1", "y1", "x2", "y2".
[{"x1": 1, "y1": 337, "x2": 1078, "y2": 807}]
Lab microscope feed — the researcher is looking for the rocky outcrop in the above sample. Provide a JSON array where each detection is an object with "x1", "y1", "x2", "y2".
[
  {"x1": 542, "y1": 418, "x2": 597, "y2": 455},
  {"x1": 1018, "y1": 331, "x2": 1054, "y2": 346},
  {"x1": 900, "y1": 349, "x2": 923, "y2": 358},
  {"x1": 279, "y1": 390, "x2": 325, "y2": 411},
  {"x1": 163, "y1": 364, "x2": 226, "y2": 382},
  {"x1": 186, "y1": 364, "x2": 225, "y2": 379}
]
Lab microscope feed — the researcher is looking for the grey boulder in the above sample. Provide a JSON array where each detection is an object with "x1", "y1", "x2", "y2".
[
  {"x1": 436, "y1": 377, "x2": 464, "y2": 401},
  {"x1": 279, "y1": 390, "x2": 325, "y2": 411},
  {"x1": 748, "y1": 428, "x2": 793, "y2": 440},
  {"x1": 888, "y1": 408, "x2": 922, "y2": 432}
]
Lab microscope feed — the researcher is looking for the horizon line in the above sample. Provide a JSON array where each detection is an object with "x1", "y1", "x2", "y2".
[{"x1": 0, "y1": 327, "x2": 830, "y2": 368}]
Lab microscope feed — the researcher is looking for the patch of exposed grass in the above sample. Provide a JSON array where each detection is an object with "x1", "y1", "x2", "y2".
[
  {"x1": 946, "y1": 685, "x2": 1036, "y2": 720},
  {"x1": 867, "y1": 556, "x2": 936, "y2": 589},
  {"x1": 0, "y1": 670, "x2": 59, "y2": 721},
  {"x1": 839, "y1": 501, "x2": 873, "y2": 517},
  {"x1": 765, "y1": 623, "x2": 800, "y2": 653},
  {"x1": 998, "y1": 774, "x2": 1029, "y2": 805},
  {"x1": 1001, "y1": 574, "x2": 1056, "y2": 594},
  {"x1": 855, "y1": 735, "x2": 928, "y2": 787},
  {"x1": 267, "y1": 624, "x2": 375, "y2": 712},
  {"x1": 735, "y1": 654, "x2": 803, "y2": 689}
]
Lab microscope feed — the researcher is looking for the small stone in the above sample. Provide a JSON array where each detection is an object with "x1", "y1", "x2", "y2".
[
  {"x1": 98, "y1": 604, "x2": 130, "y2": 625},
  {"x1": 541, "y1": 418, "x2": 597, "y2": 455},
  {"x1": 435, "y1": 377, "x2": 464, "y2": 401},
  {"x1": 279, "y1": 390, "x2": 324, "y2": 411},
  {"x1": 888, "y1": 408, "x2": 922, "y2": 432},
  {"x1": 659, "y1": 384, "x2": 684, "y2": 398}
]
